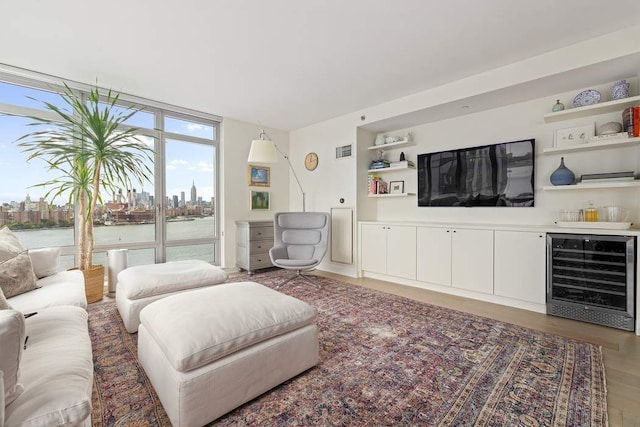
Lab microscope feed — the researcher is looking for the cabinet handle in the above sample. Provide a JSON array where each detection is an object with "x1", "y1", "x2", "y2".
[
  {"x1": 446, "y1": 230, "x2": 450, "y2": 233},
  {"x1": 453, "y1": 230, "x2": 457, "y2": 233}
]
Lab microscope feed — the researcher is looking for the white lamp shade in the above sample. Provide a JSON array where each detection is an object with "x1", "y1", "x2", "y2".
[{"x1": 248, "y1": 139, "x2": 278, "y2": 164}]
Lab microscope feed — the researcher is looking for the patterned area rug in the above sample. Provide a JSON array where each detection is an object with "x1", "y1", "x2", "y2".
[{"x1": 89, "y1": 269, "x2": 607, "y2": 426}]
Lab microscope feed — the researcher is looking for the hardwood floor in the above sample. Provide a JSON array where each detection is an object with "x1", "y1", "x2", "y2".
[{"x1": 314, "y1": 271, "x2": 640, "y2": 427}]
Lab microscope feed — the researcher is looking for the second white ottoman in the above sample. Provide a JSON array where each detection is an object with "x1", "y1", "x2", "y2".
[
  {"x1": 138, "y1": 281, "x2": 319, "y2": 427},
  {"x1": 116, "y1": 260, "x2": 228, "y2": 332}
]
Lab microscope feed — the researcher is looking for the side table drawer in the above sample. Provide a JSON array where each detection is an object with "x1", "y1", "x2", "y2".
[
  {"x1": 250, "y1": 240, "x2": 271, "y2": 253},
  {"x1": 250, "y1": 227, "x2": 273, "y2": 240},
  {"x1": 250, "y1": 253, "x2": 273, "y2": 269}
]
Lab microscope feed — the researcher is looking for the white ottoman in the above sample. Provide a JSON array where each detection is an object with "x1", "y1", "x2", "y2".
[
  {"x1": 138, "y1": 281, "x2": 319, "y2": 427},
  {"x1": 116, "y1": 260, "x2": 228, "y2": 333}
]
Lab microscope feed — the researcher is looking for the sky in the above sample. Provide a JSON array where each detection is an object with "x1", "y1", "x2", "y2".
[{"x1": 0, "y1": 81, "x2": 216, "y2": 205}]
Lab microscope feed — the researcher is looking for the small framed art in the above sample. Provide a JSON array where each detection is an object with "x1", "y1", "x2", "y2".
[
  {"x1": 554, "y1": 123, "x2": 595, "y2": 147},
  {"x1": 389, "y1": 180, "x2": 404, "y2": 194},
  {"x1": 247, "y1": 165, "x2": 270, "y2": 187},
  {"x1": 250, "y1": 191, "x2": 270, "y2": 210}
]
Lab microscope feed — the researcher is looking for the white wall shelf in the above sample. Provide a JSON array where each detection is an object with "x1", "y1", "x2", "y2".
[
  {"x1": 367, "y1": 165, "x2": 415, "y2": 173},
  {"x1": 543, "y1": 181, "x2": 640, "y2": 191},
  {"x1": 543, "y1": 137, "x2": 640, "y2": 154},
  {"x1": 543, "y1": 95, "x2": 640, "y2": 123},
  {"x1": 368, "y1": 193, "x2": 415, "y2": 198},
  {"x1": 368, "y1": 139, "x2": 414, "y2": 151}
]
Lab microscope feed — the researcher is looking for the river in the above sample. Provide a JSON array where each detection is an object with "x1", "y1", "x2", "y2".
[{"x1": 12, "y1": 216, "x2": 216, "y2": 268}]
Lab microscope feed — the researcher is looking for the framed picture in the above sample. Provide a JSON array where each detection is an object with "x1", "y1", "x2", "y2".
[
  {"x1": 247, "y1": 165, "x2": 270, "y2": 187},
  {"x1": 250, "y1": 191, "x2": 270, "y2": 210},
  {"x1": 554, "y1": 123, "x2": 595, "y2": 147},
  {"x1": 389, "y1": 180, "x2": 404, "y2": 194}
]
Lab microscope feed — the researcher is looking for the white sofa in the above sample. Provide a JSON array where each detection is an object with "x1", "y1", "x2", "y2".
[{"x1": 1, "y1": 230, "x2": 93, "y2": 427}]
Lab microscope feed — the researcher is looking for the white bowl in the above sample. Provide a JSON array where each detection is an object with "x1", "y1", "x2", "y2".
[{"x1": 599, "y1": 121, "x2": 622, "y2": 135}]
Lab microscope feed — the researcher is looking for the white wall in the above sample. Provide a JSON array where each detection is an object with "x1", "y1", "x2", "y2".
[
  {"x1": 374, "y1": 79, "x2": 640, "y2": 224},
  {"x1": 289, "y1": 114, "x2": 360, "y2": 276},
  {"x1": 357, "y1": 25, "x2": 640, "y2": 128},
  {"x1": 289, "y1": 114, "x2": 358, "y2": 212},
  {"x1": 289, "y1": 26, "x2": 640, "y2": 278},
  {"x1": 220, "y1": 118, "x2": 289, "y2": 269}
]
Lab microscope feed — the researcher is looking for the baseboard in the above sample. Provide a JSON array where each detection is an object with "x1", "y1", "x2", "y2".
[
  {"x1": 362, "y1": 271, "x2": 546, "y2": 314},
  {"x1": 317, "y1": 263, "x2": 357, "y2": 278}
]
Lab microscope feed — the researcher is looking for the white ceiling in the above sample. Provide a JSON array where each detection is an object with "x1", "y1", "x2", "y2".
[{"x1": 1, "y1": 0, "x2": 639, "y2": 130}]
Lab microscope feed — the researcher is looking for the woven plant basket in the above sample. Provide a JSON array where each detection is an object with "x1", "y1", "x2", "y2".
[{"x1": 70, "y1": 265, "x2": 105, "y2": 304}]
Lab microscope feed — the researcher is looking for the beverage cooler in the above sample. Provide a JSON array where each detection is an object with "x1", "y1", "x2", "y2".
[{"x1": 547, "y1": 233, "x2": 636, "y2": 331}]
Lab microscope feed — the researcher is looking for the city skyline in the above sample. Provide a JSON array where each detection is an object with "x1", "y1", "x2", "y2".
[
  {"x1": 0, "y1": 180, "x2": 213, "y2": 210},
  {"x1": 0, "y1": 180, "x2": 215, "y2": 228}
]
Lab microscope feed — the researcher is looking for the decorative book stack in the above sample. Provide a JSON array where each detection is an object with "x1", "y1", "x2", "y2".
[
  {"x1": 389, "y1": 160, "x2": 415, "y2": 168},
  {"x1": 622, "y1": 106, "x2": 639, "y2": 137},
  {"x1": 367, "y1": 175, "x2": 388, "y2": 194},
  {"x1": 369, "y1": 159, "x2": 390, "y2": 170},
  {"x1": 579, "y1": 171, "x2": 635, "y2": 184},
  {"x1": 589, "y1": 132, "x2": 629, "y2": 142}
]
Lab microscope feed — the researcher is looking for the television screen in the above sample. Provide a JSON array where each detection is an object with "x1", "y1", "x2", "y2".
[{"x1": 417, "y1": 139, "x2": 535, "y2": 207}]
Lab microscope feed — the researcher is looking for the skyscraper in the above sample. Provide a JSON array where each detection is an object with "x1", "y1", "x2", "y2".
[{"x1": 191, "y1": 180, "x2": 197, "y2": 204}]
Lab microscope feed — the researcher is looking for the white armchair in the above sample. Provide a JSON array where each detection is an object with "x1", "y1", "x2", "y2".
[{"x1": 269, "y1": 212, "x2": 329, "y2": 289}]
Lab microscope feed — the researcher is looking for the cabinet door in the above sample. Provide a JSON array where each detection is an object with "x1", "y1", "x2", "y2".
[
  {"x1": 361, "y1": 224, "x2": 387, "y2": 274},
  {"x1": 451, "y1": 229, "x2": 494, "y2": 294},
  {"x1": 494, "y1": 231, "x2": 546, "y2": 304},
  {"x1": 416, "y1": 227, "x2": 452, "y2": 286},
  {"x1": 386, "y1": 225, "x2": 416, "y2": 280}
]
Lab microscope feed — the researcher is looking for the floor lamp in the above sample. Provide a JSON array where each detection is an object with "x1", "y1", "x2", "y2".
[{"x1": 247, "y1": 129, "x2": 306, "y2": 212}]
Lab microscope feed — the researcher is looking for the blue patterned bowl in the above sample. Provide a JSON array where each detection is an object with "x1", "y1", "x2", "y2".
[{"x1": 573, "y1": 89, "x2": 601, "y2": 107}]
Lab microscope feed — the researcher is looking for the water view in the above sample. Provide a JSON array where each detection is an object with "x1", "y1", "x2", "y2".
[{"x1": 12, "y1": 216, "x2": 217, "y2": 269}]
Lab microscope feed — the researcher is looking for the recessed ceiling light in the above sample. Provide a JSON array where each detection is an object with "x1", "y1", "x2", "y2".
[{"x1": 461, "y1": 105, "x2": 470, "y2": 109}]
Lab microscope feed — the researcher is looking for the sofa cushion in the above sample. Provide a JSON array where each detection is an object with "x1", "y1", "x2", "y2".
[
  {"x1": 4, "y1": 306, "x2": 93, "y2": 426},
  {"x1": 0, "y1": 252, "x2": 38, "y2": 299},
  {"x1": 28, "y1": 247, "x2": 61, "y2": 279},
  {"x1": 0, "y1": 227, "x2": 38, "y2": 298},
  {"x1": 140, "y1": 281, "x2": 317, "y2": 372},
  {"x1": 0, "y1": 370, "x2": 5, "y2": 427},
  {"x1": 8, "y1": 269, "x2": 87, "y2": 313},
  {"x1": 0, "y1": 227, "x2": 23, "y2": 255},
  {"x1": 0, "y1": 286, "x2": 12, "y2": 310},
  {"x1": 0, "y1": 310, "x2": 25, "y2": 406}
]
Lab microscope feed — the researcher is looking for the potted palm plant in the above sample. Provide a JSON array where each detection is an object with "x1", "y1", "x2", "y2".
[{"x1": 16, "y1": 82, "x2": 153, "y2": 302}]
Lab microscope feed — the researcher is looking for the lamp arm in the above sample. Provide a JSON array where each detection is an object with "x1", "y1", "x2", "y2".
[{"x1": 272, "y1": 142, "x2": 306, "y2": 212}]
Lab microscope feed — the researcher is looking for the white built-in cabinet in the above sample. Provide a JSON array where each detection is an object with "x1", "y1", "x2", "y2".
[
  {"x1": 416, "y1": 227, "x2": 494, "y2": 293},
  {"x1": 494, "y1": 230, "x2": 546, "y2": 304},
  {"x1": 361, "y1": 223, "x2": 416, "y2": 279},
  {"x1": 360, "y1": 221, "x2": 551, "y2": 313},
  {"x1": 451, "y1": 229, "x2": 494, "y2": 294},
  {"x1": 416, "y1": 227, "x2": 452, "y2": 286}
]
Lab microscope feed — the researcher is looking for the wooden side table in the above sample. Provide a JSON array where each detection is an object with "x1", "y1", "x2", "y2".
[{"x1": 235, "y1": 220, "x2": 274, "y2": 274}]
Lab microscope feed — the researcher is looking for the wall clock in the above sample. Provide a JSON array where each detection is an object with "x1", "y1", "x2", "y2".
[{"x1": 304, "y1": 152, "x2": 319, "y2": 171}]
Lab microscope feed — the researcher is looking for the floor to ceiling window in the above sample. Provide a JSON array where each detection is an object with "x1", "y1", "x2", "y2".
[
  {"x1": 163, "y1": 115, "x2": 217, "y2": 263},
  {"x1": 0, "y1": 73, "x2": 221, "y2": 267}
]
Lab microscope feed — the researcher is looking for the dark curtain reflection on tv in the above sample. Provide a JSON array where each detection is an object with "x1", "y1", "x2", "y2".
[{"x1": 418, "y1": 139, "x2": 534, "y2": 207}]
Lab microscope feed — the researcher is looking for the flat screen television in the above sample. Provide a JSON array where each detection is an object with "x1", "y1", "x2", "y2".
[{"x1": 417, "y1": 139, "x2": 535, "y2": 207}]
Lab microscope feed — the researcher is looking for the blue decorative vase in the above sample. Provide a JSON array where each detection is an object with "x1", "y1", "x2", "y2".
[
  {"x1": 550, "y1": 157, "x2": 575, "y2": 186},
  {"x1": 611, "y1": 80, "x2": 630, "y2": 100}
]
